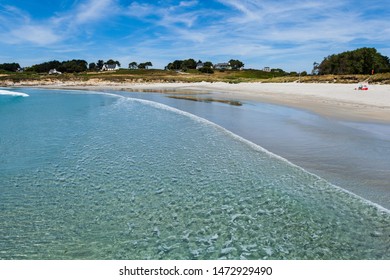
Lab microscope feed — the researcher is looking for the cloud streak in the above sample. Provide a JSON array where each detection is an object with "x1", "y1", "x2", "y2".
[{"x1": 0, "y1": 0, "x2": 119, "y2": 46}]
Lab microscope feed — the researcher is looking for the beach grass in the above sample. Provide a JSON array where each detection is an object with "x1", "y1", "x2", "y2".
[{"x1": 1, "y1": 69, "x2": 390, "y2": 85}]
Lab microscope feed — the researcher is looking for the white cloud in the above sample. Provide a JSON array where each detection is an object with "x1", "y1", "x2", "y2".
[
  {"x1": 74, "y1": 0, "x2": 117, "y2": 24},
  {"x1": 178, "y1": 1, "x2": 198, "y2": 8},
  {"x1": 9, "y1": 25, "x2": 62, "y2": 45},
  {"x1": 1, "y1": 0, "x2": 119, "y2": 47},
  {"x1": 126, "y1": 2, "x2": 155, "y2": 18}
]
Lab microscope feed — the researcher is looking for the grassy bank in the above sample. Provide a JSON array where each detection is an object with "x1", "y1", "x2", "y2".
[{"x1": 1, "y1": 69, "x2": 390, "y2": 85}]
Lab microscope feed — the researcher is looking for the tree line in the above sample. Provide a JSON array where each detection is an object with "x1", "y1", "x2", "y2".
[
  {"x1": 0, "y1": 62, "x2": 21, "y2": 72},
  {"x1": 88, "y1": 59, "x2": 121, "y2": 71},
  {"x1": 165, "y1": 58, "x2": 244, "y2": 73},
  {"x1": 128, "y1": 61, "x2": 153, "y2": 69},
  {"x1": 0, "y1": 59, "x2": 154, "y2": 73},
  {"x1": 2, "y1": 48, "x2": 389, "y2": 75},
  {"x1": 313, "y1": 47, "x2": 390, "y2": 75},
  {"x1": 25, "y1": 60, "x2": 88, "y2": 73}
]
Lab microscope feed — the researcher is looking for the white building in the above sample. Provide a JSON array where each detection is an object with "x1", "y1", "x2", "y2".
[
  {"x1": 214, "y1": 63, "x2": 231, "y2": 70},
  {"x1": 48, "y1": 69, "x2": 62, "y2": 75},
  {"x1": 101, "y1": 64, "x2": 119, "y2": 71}
]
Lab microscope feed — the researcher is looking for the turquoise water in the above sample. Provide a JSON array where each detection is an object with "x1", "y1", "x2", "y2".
[{"x1": 0, "y1": 88, "x2": 389, "y2": 259}]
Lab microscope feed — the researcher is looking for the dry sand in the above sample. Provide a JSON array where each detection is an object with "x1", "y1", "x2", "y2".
[{"x1": 13, "y1": 81, "x2": 390, "y2": 122}]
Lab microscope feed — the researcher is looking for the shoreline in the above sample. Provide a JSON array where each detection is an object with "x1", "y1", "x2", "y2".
[
  {"x1": 17, "y1": 81, "x2": 390, "y2": 123},
  {"x1": 126, "y1": 82, "x2": 390, "y2": 123}
]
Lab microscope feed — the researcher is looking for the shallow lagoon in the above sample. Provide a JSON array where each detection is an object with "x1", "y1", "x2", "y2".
[{"x1": 0, "y1": 89, "x2": 389, "y2": 259}]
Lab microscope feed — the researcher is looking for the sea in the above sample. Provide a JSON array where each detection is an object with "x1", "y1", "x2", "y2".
[{"x1": 0, "y1": 88, "x2": 389, "y2": 260}]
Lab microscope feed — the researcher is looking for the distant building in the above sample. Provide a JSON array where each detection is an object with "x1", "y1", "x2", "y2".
[
  {"x1": 263, "y1": 67, "x2": 271, "y2": 72},
  {"x1": 196, "y1": 62, "x2": 204, "y2": 69},
  {"x1": 214, "y1": 63, "x2": 231, "y2": 70},
  {"x1": 49, "y1": 69, "x2": 62, "y2": 75},
  {"x1": 101, "y1": 64, "x2": 119, "y2": 71}
]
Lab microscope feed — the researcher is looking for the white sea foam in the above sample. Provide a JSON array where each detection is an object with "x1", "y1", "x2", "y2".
[{"x1": 0, "y1": 89, "x2": 29, "y2": 97}]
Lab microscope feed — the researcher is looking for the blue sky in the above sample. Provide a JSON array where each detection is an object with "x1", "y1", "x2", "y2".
[{"x1": 0, "y1": 0, "x2": 389, "y2": 72}]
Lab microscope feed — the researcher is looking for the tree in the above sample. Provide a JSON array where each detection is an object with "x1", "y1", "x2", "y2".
[
  {"x1": 181, "y1": 58, "x2": 197, "y2": 70},
  {"x1": 198, "y1": 66, "x2": 214, "y2": 74},
  {"x1": 198, "y1": 61, "x2": 214, "y2": 74},
  {"x1": 58, "y1": 59, "x2": 88, "y2": 73},
  {"x1": 203, "y1": 61, "x2": 213, "y2": 68},
  {"x1": 28, "y1": 60, "x2": 61, "y2": 73},
  {"x1": 105, "y1": 59, "x2": 120, "y2": 67},
  {"x1": 89, "y1": 62, "x2": 97, "y2": 71},
  {"x1": 0, "y1": 62, "x2": 21, "y2": 72},
  {"x1": 138, "y1": 61, "x2": 153, "y2": 69},
  {"x1": 229, "y1": 59, "x2": 244, "y2": 70},
  {"x1": 166, "y1": 60, "x2": 183, "y2": 70},
  {"x1": 128, "y1": 61, "x2": 138, "y2": 69},
  {"x1": 315, "y1": 47, "x2": 390, "y2": 75},
  {"x1": 312, "y1": 62, "x2": 320, "y2": 75},
  {"x1": 97, "y1": 60, "x2": 104, "y2": 70},
  {"x1": 165, "y1": 59, "x2": 198, "y2": 71}
]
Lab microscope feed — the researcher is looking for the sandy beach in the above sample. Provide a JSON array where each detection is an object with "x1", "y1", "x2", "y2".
[
  {"x1": 32, "y1": 81, "x2": 390, "y2": 123},
  {"x1": 125, "y1": 82, "x2": 390, "y2": 123}
]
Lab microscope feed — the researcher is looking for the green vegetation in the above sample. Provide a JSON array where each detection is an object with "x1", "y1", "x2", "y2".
[
  {"x1": 2, "y1": 48, "x2": 390, "y2": 85},
  {"x1": 313, "y1": 47, "x2": 390, "y2": 75},
  {"x1": 0, "y1": 62, "x2": 21, "y2": 72},
  {"x1": 1, "y1": 68, "x2": 390, "y2": 85},
  {"x1": 228, "y1": 59, "x2": 244, "y2": 70},
  {"x1": 165, "y1": 59, "x2": 197, "y2": 70},
  {"x1": 26, "y1": 59, "x2": 88, "y2": 73},
  {"x1": 137, "y1": 62, "x2": 153, "y2": 69}
]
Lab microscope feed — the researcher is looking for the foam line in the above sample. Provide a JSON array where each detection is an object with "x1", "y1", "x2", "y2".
[{"x1": 0, "y1": 89, "x2": 29, "y2": 97}]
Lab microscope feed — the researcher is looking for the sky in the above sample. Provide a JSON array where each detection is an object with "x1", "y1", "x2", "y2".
[{"x1": 0, "y1": 0, "x2": 389, "y2": 72}]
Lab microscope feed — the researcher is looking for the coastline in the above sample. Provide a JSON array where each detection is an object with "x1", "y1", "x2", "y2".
[{"x1": 23, "y1": 81, "x2": 390, "y2": 123}]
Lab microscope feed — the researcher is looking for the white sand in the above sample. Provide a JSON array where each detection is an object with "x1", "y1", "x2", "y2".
[{"x1": 122, "y1": 82, "x2": 390, "y2": 122}]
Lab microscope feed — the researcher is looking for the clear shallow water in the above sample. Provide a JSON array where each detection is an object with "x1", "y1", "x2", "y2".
[
  {"x1": 0, "y1": 88, "x2": 389, "y2": 260},
  {"x1": 121, "y1": 91, "x2": 390, "y2": 209}
]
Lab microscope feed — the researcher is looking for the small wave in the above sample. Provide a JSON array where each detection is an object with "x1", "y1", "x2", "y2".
[{"x1": 0, "y1": 89, "x2": 29, "y2": 97}]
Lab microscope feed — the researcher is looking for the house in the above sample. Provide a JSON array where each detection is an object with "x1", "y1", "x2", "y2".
[
  {"x1": 49, "y1": 69, "x2": 62, "y2": 75},
  {"x1": 263, "y1": 67, "x2": 271, "y2": 72},
  {"x1": 101, "y1": 64, "x2": 119, "y2": 71},
  {"x1": 213, "y1": 63, "x2": 231, "y2": 70},
  {"x1": 196, "y1": 62, "x2": 204, "y2": 69}
]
